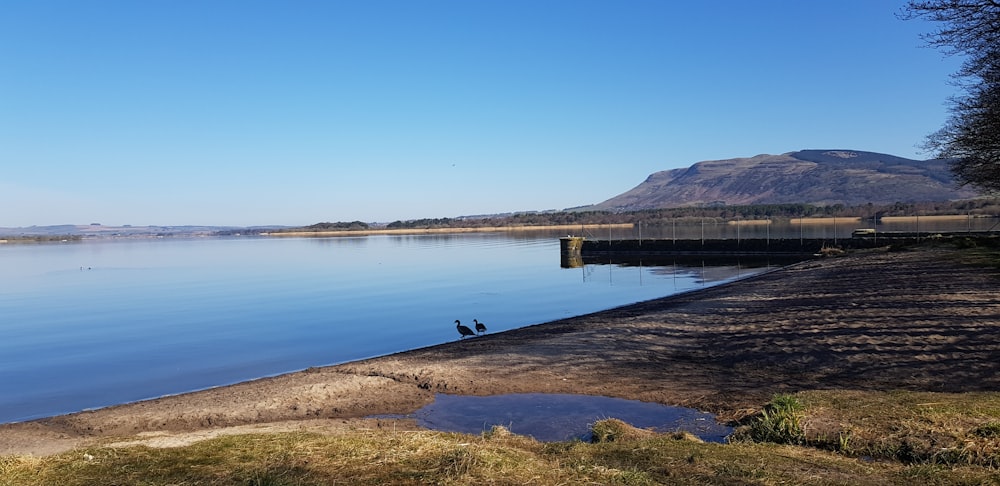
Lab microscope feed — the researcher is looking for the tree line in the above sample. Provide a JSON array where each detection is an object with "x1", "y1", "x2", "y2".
[{"x1": 285, "y1": 198, "x2": 1000, "y2": 232}]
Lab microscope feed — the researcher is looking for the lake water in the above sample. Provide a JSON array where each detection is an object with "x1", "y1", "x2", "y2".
[{"x1": 0, "y1": 232, "x2": 772, "y2": 425}]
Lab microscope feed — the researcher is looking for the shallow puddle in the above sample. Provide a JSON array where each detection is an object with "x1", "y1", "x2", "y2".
[{"x1": 402, "y1": 393, "x2": 733, "y2": 443}]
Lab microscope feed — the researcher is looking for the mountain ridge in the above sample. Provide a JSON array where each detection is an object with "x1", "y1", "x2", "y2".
[{"x1": 589, "y1": 149, "x2": 978, "y2": 211}]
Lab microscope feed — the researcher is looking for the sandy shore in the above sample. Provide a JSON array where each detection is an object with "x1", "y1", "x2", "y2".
[{"x1": 3, "y1": 245, "x2": 999, "y2": 456}]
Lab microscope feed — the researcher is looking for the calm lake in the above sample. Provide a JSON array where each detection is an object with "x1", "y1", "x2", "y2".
[
  {"x1": 0, "y1": 231, "x2": 773, "y2": 425},
  {"x1": 3, "y1": 216, "x2": 993, "y2": 425}
]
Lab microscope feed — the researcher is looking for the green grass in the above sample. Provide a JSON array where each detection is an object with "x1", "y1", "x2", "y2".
[{"x1": 733, "y1": 393, "x2": 806, "y2": 445}]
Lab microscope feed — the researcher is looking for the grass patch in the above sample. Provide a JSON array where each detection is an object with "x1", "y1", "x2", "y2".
[
  {"x1": 5, "y1": 409, "x2": 1000, "y2": 485},
  {"x1": 590, "y1": 418, "x2": 657, "y2": 443},
  {"x1": 732, "y1": 393, "x2": 806, "y2": 445},
  {"x1": 734, "y1": 390, "x2": 1000, "y2": 469},
  {"x1": 946, "y1": 239, "x2": 1000, "y2": 269},
  {"x1": 6, "y1": 391, "x2": 1000, "y2": 484}
]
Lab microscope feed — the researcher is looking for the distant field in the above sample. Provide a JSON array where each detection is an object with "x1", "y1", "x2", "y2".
[
  {"x1": 880, "y1": 215, "x2": 976, "y2": 222},
  {"x1": 789, "y1": 217, "x2": 862, "y2": 224},
  {"x1": 726, "y1": 219, "x2": 772, "y2": 225}
]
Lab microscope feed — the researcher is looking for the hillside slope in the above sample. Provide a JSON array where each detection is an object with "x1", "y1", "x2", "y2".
[{"x1": 591, "y1": 150, "x2": 978, "y2": 210}]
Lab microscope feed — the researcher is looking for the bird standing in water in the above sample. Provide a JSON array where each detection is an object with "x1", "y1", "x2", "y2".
[
  {"x1": 474, "y1": 319, "x2": 487, "y2": 335},
  {"x1": 455, "y1": 320, "x2": 476, "y2": 339}
]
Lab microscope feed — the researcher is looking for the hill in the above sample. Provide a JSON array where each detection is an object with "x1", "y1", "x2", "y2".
[{"x1": 590, "y1": 150, "x2": 979, "y2": 211}]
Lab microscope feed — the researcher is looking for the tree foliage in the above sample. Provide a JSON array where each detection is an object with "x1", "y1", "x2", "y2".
[
  {"x1": 903, "y1": 1, "x2": 1000, "y2": 192},
  {"x1": 300, "y1": 221, "x2": 369, "y2": 231},
  {"x1": 364, "y1": 199, "x2": 1000, "y2": 231},
  {"x1": 276, "y1": 199, "x2": 1000, "y2": 234}
]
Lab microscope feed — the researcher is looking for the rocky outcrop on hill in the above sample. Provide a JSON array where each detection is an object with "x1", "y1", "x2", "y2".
[{"x1": 591, "y1": 150, "x2": 978, "y2": 210}]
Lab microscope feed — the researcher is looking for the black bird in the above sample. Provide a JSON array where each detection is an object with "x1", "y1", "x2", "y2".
[
  {"x1": 455, "y1": 319, "x2": 476, "y2": 339},
  {"x1": 474, "y1": 319, "x2": 487, "y2": 335}
]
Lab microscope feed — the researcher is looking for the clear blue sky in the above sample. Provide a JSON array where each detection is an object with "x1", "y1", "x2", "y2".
[{"x1": 0, "y1": 1, "x2": 962, "y2": 227}]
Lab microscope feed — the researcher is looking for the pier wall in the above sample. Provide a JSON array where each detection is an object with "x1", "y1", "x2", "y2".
[
  {"x1": 560, "y1": 232, "x2": 998, "y2": 267},
  {"x1": 578, "y1": 238, "x2": 849, "y2": 257}
]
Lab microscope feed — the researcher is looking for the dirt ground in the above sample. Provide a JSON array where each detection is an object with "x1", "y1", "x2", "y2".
[{"x1": 3, "y1": 245, "x2": 999, "y2": 456}]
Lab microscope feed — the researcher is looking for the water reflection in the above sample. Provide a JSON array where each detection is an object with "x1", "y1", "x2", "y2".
[
  {"x1": 578, "y1": 255, "x2": 804, "y2": 269},
  {"x1": 410, "y1": 393, "x2": 733, "y2": 443},
  {"x1": 565, "y1": 256, "x2": 799, "y2": 290}
]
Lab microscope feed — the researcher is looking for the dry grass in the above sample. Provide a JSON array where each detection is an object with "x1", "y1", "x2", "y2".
[
  {"x1": 793, "y1": 390, "x2": 1000, "y2": 467},
  {"x1": 1, "y1": 428, "x2": 584, "y2": 486},
  {"x1": 727, "y1": 219, "x2": 773, "y2": 225},
  {"x1": 5, "y1": 407, "x2": 1000, "y2": 485},
  {"x1": 790, "y1": 217, "x2": 863, "y2": 224},
  {"x1": 945, "y1": 239, "x2": 1000, "y2": 269}
]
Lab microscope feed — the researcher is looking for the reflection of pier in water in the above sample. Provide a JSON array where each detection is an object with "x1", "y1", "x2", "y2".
[{"x1": 577, "y1": 253, "x2": 806, "y2": 269}]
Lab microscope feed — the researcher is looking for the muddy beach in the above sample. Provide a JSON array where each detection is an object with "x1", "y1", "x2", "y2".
[{"x1": 2, "y1": 245, "x2": 998, "y2": 456}]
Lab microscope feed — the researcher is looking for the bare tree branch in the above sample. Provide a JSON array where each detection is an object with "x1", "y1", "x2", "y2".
[{"x1": 905, "y1": 1, "x2": 1000, "y2": 192}]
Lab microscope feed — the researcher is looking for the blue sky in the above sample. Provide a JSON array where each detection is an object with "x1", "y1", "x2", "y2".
[{"x1": 0, "y1": 1, "x2": 962, "y2": 226}]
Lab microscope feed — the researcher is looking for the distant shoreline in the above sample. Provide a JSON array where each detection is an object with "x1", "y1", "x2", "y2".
[
  {"x1": 263, "y1": 223, "x2": 635, "y2": 237},
  {"x1": 791, "y1": 214, "x2": 981, "y2": 224},
  {"x1": 3, "y1": 213, "x2": 991, "y2": 241}
]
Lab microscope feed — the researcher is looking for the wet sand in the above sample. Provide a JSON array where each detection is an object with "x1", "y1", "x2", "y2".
[{"x1": 3, "y1": 245, "x2": 999, "y2": 456}]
